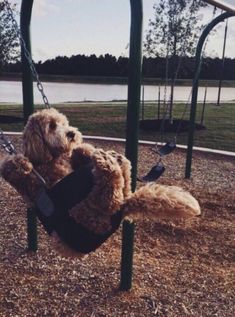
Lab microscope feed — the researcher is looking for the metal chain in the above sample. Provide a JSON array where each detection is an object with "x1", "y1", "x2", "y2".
[
  {"x1": 0, "y1": 128, "x2": 47, "y2": 185},
  {"x1": 0, "y1": 1, "x2": 50, "y2": 187},
  {"x1": 159, "y1": 1, "x2": 217, "y2": 145},
  {"x1": 3, "y1": 0, "x2": 50, "y2": 109},
  {"x1": 0, "y1": 130, "x2": 17, "y2": 155}
]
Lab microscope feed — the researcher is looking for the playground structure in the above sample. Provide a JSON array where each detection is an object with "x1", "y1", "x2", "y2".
[
  {"x1": 1, "y1": 0, "x2": 235, "y2": 292},
  {"x1": 6, "y1": 0, "x2": 143, "y2": 292},
  {"x1": 185, "y1": 1, "x2": 235, "y2": 178}
]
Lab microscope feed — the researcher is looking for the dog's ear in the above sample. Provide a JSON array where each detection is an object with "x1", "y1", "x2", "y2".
[{"x1": 23, "y1": 118, "x2": 53, "y2": 164}]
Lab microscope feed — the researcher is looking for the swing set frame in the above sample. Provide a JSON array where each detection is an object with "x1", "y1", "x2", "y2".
[{"x1": 185, "y1": 0, "x2": 235, "y2": 178}]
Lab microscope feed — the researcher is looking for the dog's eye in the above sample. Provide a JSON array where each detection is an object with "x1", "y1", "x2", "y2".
[{"x1": 49, "y1": 120, "x2": 57, "y2": 130}]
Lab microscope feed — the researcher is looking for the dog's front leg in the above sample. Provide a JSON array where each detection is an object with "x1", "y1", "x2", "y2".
[
  {"x1": 0, "y1": 154, "x2": 40, "y2": 203},
  {"x1": 71, "y1": 143, "x2": 96, "y2": 169}
]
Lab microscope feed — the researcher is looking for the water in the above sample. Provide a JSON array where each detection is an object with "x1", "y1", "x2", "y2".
[{"x1": 1, "y1": 80, "x2": 235, "y2": 104}]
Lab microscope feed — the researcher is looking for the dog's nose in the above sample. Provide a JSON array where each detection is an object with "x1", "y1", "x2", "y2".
[{"x1": 67, "y1": 131, "x2": 75, "y2": 140}]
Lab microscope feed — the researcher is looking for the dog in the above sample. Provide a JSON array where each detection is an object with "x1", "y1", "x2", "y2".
[{"x1": 0, "y1": 108, "x2": 201, "y2": 256}]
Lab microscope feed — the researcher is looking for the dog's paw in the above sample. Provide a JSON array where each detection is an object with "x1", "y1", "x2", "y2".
[
  {"x1": 107, "y1": 150, "x2": 131, "y2": 168},
  {"x1": 92, "y1": 149, "x2": 119, "y2": 172},
  {"x1": 71, "y1": 143, "x2": 95, "y2": 167},
  {"x1": 12, "y1": 154, "x2": 33, "y2": 174},
  {"x1": 1, "y1": 154, "x2": 33, "y2": 179}
]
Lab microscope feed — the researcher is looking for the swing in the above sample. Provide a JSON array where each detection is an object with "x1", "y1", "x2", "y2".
[
  {"x1": 35, "y1": 165, "x2": 123, "y2": 253},
  {"x1": 1, "y1": 1, "x2": 123, "y2": 254},
  {"x1": 138, "y1": 162, "x2": 165, "y2": 182},
  {"x1": 156, "y1": 141, "x2": 176, "y2": 156},
  {"x1": 137, "y1": 142, "x2": 176, "y2": 182},
  {"x1": 139, "y1": 0, "x2": 204, "y2": 183},
  {"x1": 0, "y1": 128, "x2": 124, "y2": 254}
]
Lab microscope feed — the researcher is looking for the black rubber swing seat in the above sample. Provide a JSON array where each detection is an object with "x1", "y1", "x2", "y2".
[
  {"x1": 138, "y1": 163, "x2": 165, "y2": 182},
  {"x1": 138, "y1": 142, "x2": 176, "y2": 182},
  {"x1": 157, "y1": 141, "x2": 176, "y2": 156},
  {"x1": 34, "y1": 163, "x2": 123, "y2": 254}
]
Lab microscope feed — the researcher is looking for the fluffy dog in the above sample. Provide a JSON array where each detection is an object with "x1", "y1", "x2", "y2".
[{"x1": 0, "y1": 108, "x2": 201, "y2": 256}]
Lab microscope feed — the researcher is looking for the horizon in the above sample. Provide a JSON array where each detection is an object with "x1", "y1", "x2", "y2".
[{"x1": 10, "y1": 0, "x2": 235, "y2": 61}]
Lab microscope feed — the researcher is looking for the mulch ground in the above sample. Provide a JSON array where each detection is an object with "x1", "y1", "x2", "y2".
[{"x1": 0, "y1": 135, "x2": 234, "y2": 317}]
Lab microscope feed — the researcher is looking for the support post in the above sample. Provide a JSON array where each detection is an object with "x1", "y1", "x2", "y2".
[
  {"x1": 27, "y1": 208, "x2": 38, "y2": 251},
  {"x1": 20, "y1": 0, "x2": 34, "y2": 123},
  {"x1": 141, "y1": 85, "x2": 144, "y2": 120},
  {"x1": 217, "y1": 19, "x2": 228, "y2": 106},
  {"x1": 120, "y1": 0, "x2": 143, "y2": 291},
  {"x1": 21, "y1": 0, "x2": 37, "y2": 251},
  {"x1": 200, "y1": 86, "x2": 207, "y2": 125},
  {"x1": 185, "y1": 12, "x2": 233, "y2": 179},
  {"x1": 157, "y1": 85, "x2": 161, "y2": 120}
]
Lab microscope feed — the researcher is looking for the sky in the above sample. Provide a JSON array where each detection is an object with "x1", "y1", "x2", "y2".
[{"x1": 11, "y1": 0, "x2": 235, "y2": 62}]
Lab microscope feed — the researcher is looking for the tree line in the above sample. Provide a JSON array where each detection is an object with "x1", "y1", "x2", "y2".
[
  {"x1": 3, "y1": 53, "x2": 235, "y2": 80},
  {"x1": 2, "y1": 0, "x2": 234, "y2": 81}
]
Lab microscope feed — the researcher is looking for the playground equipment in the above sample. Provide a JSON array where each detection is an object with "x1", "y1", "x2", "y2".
[
  {"x1": 205, "y1": 0, "x2": 235, "y2": 13},
  {"x1": 1, "y1": 0, "x2": 234, "y2": 291},
  {"x1": 185, "y1": 0, "x2": 235, "y2": 178},
  {"x1": 217, "y1": 18, "x2": 228, "y2": 106},
  {"x1": 1, "y1": 0, "x2": 143, "y2": 291},
  {"x1": 140, "y1": 0, "x2": 204, "y2": 181}
]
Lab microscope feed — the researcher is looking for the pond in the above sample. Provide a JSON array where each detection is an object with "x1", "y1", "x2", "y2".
[{"x1": 1, "y1": 80, "x2": 235, "y2": 104}]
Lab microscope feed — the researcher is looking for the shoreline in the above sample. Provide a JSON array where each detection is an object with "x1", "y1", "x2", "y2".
[{"x1": 1, "y1": 73, "x2": 235, "y2": 87}]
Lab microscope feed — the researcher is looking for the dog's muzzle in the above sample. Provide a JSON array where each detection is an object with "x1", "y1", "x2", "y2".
[{"x1": 66, "y1": 131, "x2": 75, "y2": 141}]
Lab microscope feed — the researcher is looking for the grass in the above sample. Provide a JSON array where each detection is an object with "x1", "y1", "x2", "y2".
[{"x1": 0, "y1": 102, "x2": 234, "y2": 152}]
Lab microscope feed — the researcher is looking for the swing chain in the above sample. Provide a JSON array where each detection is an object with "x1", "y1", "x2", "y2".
[
  {"x1": 3, "y1": 0, "x2": 50, "y2": 109},
  {"x1": 0, "y1": 130, "x2": 16, "y2": 155}
]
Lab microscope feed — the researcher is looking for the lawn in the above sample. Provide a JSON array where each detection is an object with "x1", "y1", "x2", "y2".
[{"x1": 0, "y1": 102, "x2": 234, "y2": 152}]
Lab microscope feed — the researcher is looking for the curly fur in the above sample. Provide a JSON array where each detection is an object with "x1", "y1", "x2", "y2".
[{"x1": 0, "y1": 108, "x2": 201, "y2": 256}]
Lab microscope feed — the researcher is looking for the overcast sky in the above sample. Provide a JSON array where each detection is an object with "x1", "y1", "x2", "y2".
[{"x1": 11, "y1": 0, "x2": 235, "y2": 61}]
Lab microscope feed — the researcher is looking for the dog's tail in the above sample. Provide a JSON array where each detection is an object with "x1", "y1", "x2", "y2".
[{"x1": 120, "y1": 183, "x2": 201, "y2": 220}]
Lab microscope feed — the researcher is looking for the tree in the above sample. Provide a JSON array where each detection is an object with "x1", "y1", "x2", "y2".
[
  {"x1": 0, "y1": 1, "x2": 19, "y2": 72},
  {"x1": 144, "y1": 0, "x2": 207, "y2": 122}
]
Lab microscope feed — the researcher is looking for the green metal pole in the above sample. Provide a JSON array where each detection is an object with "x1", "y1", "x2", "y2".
[
  {"x1": 141, "y1": 85, "x2": 144, "y2": 120},
  {"x1": 217, "y1": 19, "x2": 228, "y2": 107},
  {"x1": 20, "y1": 0, "x2": 34, "y2": 123},
  {"x1": 27, "y1": 208, "x2": 38, "y2": 251},
  {"x1": 20, "y1": 0, "x2": 37, "y2": 251},
  {"x1": 185, "y1": 11, "x2": 233, "y2": 179},
  {"x1": 120, "y1": 0, "x2": 143, "y2": 291}
]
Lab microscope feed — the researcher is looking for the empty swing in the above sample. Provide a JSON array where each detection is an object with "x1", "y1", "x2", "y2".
[{"x1": 139, "y1": 1, "x2": 201, "y2": 183}]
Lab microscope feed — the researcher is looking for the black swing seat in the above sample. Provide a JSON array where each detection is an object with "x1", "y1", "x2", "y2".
[
  {"x1": 138, "y1": 162, "x2": 165, "y2": 182},
  {"x1": 158, "y1": 141, "x2": 176, "y2": 156},
  {"x1": 34, "y1": 163, "x2": 123, "y2": 254},
  {"x1": 138, "y1": 141, "x2": 176, "y2": 182}
]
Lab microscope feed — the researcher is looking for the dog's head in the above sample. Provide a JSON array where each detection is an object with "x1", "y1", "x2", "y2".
[{"x1": 23, "y1": 108, "x2": 82, "y2": 164}]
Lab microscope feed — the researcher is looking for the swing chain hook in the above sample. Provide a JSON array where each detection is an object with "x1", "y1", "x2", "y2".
[
  {"x1": 0, "y1": 130, "x2": 17, "y2": 155},
  {"x1": 3, "y1": 0, "x2": 50, "y2": 109}
]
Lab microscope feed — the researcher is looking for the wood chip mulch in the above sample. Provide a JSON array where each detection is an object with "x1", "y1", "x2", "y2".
[{"x1": 0, "y1": 136, "x2": 234, "y2": 317}]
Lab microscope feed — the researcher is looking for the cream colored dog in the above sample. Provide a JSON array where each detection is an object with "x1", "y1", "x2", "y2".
[{"x1": 1, "y1": 108, "x2": 200, "y2": 255}]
